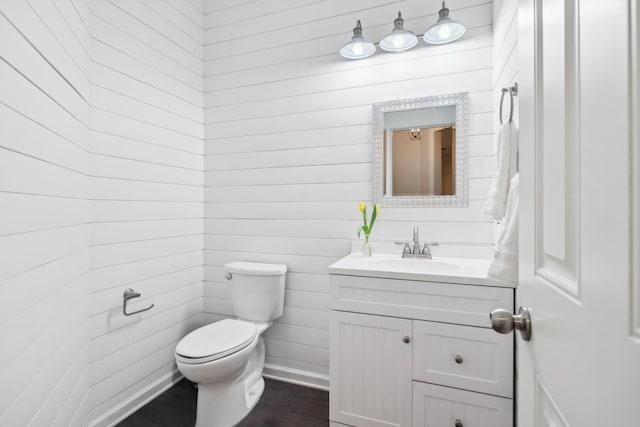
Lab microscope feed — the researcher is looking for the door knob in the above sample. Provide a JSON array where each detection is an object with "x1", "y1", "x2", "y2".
[{"x1": 490, "y1": 306, "x2": 532, "y2": 341}]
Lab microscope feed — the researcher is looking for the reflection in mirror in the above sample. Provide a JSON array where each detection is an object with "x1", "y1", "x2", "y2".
[
  {"x1": 383, "y1": 106, "x2": 456, "y2": 196},
  {"x1": 373, "y1": 93, "x2": 468, "y2": 207}
]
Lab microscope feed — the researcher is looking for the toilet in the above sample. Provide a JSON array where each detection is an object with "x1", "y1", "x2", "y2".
[{"x1": 174, "y1": 261, "x2": 287, "y2": 427}]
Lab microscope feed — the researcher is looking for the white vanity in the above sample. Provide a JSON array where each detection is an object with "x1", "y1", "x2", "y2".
[{"x1": 328, "y1": 253, "x2": 515, "y2": 427}]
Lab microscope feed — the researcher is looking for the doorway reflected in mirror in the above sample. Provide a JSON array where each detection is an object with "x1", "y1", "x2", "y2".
[{"x1": 383, "y1": 125, "x2": 456, "y2": 197}]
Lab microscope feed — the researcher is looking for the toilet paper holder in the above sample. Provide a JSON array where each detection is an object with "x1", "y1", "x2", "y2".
[{"x1": 123, "y1": 288, "x2": 155, "y2": 316}]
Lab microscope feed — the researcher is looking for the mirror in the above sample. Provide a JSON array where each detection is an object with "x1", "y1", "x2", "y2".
[{"x1": 373, "y1": 93, "x2": 469, "y2": 207}]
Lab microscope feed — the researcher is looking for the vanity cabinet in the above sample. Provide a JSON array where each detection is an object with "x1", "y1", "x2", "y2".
[{"x1": 329, "y1": 271, "x2": 514, "y2": 427}]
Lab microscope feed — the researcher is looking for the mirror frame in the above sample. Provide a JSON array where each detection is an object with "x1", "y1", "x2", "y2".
[{"x1": 372, "y1": 92, "x2": 469, "y2": 208}]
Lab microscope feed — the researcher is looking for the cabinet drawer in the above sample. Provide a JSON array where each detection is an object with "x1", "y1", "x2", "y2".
[
  {"x1": 412, "y1": 321, "x2": 513, "y2": 398},
  {"x1": 412, "y1": 382, "x2": 512, "y2": 427},
  {"x1": 331, "y1": 275, "x2": 512, "y2": 327}
]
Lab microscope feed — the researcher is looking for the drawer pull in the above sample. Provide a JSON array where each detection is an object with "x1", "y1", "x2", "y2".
[
  {"x1": 454, "y1": 354, "x2": 463, "y2": 364},
  {"x1": 403, "y1": 335, "x2": 411, "y2": 343},
  {"x1": 454, "y1": 419, "x2": 463, "y2": 427}
]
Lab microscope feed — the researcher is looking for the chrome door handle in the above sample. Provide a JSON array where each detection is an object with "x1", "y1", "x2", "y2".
[{"x1": 490, "y1": 306, "x2": 532, "y2": 341}]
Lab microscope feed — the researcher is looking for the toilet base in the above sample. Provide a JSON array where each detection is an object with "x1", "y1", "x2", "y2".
[
  {"x1": 244, "y1": 374, "x2": 265, "y2": 411},
  {"x1": 194, "y1": 338, "x2": 266, "y2": 427}
]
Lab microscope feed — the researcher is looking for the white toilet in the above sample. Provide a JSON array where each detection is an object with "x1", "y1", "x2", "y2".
[{"x1": 174, "y1": 261, "x2": 287, "y2": 427}]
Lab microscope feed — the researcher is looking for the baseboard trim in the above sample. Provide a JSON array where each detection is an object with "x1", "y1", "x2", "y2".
[
  {"x1": 263, "y1": 363, "x2": 329, "y2": 391},
  {"x1": 89, "y1": 368, "x2": 183, "y2": 427}
]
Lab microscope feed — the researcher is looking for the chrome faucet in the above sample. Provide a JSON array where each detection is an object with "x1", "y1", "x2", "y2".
[
  {"x1": 412, "y1": 227, "x2": 420, "y2": 255},
  {"x1": 396, "y1": 227, "x2": 438, "y2": 259}
]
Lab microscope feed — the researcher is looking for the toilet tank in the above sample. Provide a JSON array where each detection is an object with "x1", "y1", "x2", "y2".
[{"x1": 224, "y1": 262, "x2": 287, "y2": 322}]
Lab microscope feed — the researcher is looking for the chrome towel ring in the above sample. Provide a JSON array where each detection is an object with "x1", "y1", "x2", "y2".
[{"x1": 499, "y1": 82, "x2": 518, "y2": 125}]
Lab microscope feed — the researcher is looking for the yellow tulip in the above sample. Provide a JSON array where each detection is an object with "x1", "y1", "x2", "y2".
[
  {"x1": 359, "y1": 202, "x2": 366, "y2": 212},
  {"x1": 375, "y1": 204, "x2": 380, "y2": 214}
]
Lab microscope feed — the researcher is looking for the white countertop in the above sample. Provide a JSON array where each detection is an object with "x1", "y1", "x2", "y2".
[{"x1": 329, "y1": 253, "x2": 514, "y2": 288}]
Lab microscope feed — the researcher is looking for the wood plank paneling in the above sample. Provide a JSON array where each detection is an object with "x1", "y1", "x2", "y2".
[
  {"x1": 87, "y1": 0, "x2": 204, "y2": 424},
  {"x1": 203, "y1": 0, "x2": 495, "y2": 383},
  {"x1": 1, "y1": 0, "x2": 204, "y2": 425},
  {"x1": 0, "y1": 1, "x2": 91, "y2": 425},
  {"x1": 2, "y1": 0, "x2": 502, "y2": 422}
]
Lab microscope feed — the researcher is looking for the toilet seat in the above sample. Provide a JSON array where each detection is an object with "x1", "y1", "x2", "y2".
[{"x1": 175, "y1": 319, "x2": 257, "y2": 365}]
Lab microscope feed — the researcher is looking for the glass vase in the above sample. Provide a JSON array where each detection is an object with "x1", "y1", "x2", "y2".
[{"x1": 361, "y1": 235, "x2": 373, "y2": 256}]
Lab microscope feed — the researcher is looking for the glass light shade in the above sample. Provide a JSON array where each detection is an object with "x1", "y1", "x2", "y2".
[
  {"x1": 379, "y1": 12, "x2": 417, "y2": 52},
  {"x1": 340, "y1": 20, "x2": 376, "y2": 59},
  {"x1": 423, "y1": 2, "x2": 466, "y2": 45}
]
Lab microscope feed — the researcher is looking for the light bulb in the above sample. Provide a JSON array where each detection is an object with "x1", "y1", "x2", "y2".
[
  {"x1": 352, "y1": 42, "x2": 364, "y2": 55},
  {"x1": 438, "y1": 23, "x2": 452, "y2": 39},
  {"x1": 393, "y1": 35, "x2": 404, "y2": 48}
]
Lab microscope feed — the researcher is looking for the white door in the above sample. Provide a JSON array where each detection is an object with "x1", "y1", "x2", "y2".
[{"x1": 510, "y1": 0, "x2": 640, "y2": 426}]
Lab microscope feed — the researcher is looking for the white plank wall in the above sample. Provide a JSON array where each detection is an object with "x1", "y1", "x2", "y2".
[
  {"x1": 1, "y1": 0, "x2": 205, "y2": 425},
  {"x1": 0, "y1": 0, "x2": 505, "y2": 422},
  {"x1": 203, "y1": 0, "x2": 495, "y2": 386},
  {"x1": 87, "y1": 0, "x2": 204, "y2": 425},
  {"x1": 492, "y1": 0, "x2": 518, "y2": 244},
  {"x1": 0, "y1": 1, "x2": 91, "y2": 426},
  {"x1": 493, "y1": 0, "x2": 518, "y2": 128}
]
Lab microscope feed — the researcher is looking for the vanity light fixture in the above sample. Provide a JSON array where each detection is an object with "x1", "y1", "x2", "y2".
[
  {"x1": 423, "y1": 1, "x2": 466, "y2": 45},
  {"x1": 340, "y1": 2, "x2": 466, "y2": 59},
  {"x1": 379, "y1": 12, "x2": 417, "y2": 53},
  {"x1": 339, "y1": 20, "x2": 376, "y2": 59}
]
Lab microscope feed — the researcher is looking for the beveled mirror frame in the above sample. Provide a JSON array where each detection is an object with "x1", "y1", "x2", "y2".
[{"x1": 373, "y1": 92, "x2": 469, "y2": 207}]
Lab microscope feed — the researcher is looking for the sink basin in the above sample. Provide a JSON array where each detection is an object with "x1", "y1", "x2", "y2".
[
  {"x1": 329, "y1": 253, "x2": 495, "y2": 286},
  {"x1": 370, "y1": 257, "x2": 459, "y2": 273}
]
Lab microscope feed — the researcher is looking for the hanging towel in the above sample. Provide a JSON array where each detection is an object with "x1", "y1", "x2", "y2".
[
  {"x1": 482, "y1": 122, "x2": 519, "y2": 220},
  {"x1": 487, "y1": 173, "x2": 519, "y2": 285}
]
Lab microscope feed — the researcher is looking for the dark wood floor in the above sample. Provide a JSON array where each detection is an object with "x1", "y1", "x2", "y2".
[{"x1": 117, "y1": 378, "x2": 329, "y2": 427}]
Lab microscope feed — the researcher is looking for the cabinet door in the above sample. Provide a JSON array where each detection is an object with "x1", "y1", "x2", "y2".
[
  {"x1": 330, "y1": 311, "x2": 413, "y2": 427},
  {"x1": 412, "y1": 382, "x2": 512, "y2": 427}
]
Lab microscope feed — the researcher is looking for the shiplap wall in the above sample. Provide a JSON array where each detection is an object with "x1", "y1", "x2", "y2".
[
  {"x1": 493, "y1": 0, "x2": 518, "y2": 127},
  {"x1": 2, "y1": 0, "x2": 505, "y2": 422},
  {"x1": 203, "y1": 0, "x2": 495, "y2": 387},
  {"x1": 0, "y1": 1, "x2": 92, "y2": 426},
  {"x1": 87, "y1": 0, "x2": 204, "y2": 425},
  {"x1": 1, "y1": 0, "x2": 205, "y2": 425}
]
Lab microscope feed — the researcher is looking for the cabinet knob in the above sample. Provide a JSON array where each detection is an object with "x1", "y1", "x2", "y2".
[
  {"x1": 402, "y1": 336, "x2": 411, "y2": 343},
  {"x1": 454, "y1": 354, "x2": 463, "y2": 364},
  {"x1": 454, "y1": 419, "x2": 463, "y2": 427}
]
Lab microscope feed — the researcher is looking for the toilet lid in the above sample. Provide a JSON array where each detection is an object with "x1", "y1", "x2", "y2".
[{"x1": 175, "y1": 319, "x2": 257, "y2": 364}]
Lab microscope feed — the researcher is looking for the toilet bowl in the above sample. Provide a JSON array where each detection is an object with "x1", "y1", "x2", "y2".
[{"x1": 175, "y1": 262, "x2": 286, "y2": 427}]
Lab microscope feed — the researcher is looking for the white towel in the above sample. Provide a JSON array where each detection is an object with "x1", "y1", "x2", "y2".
[
  {"x1": 482, "y1": 122, "x2": 519, "y2": 220},
  {"x1": 487, "y1": 173, "x2": 519, "y2": 285}
]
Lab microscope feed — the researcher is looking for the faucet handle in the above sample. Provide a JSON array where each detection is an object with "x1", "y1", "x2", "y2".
[
  {"x1": 403, "y1": 242, "x2": 412, "y2": 256},
  {"x1": 421, "y1": 242, "x2": 439, "y2": 255},
  {"x1": 394, "y1": 242, "x2": 412, "y2": 256}
]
